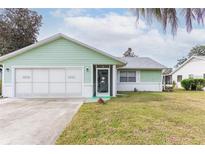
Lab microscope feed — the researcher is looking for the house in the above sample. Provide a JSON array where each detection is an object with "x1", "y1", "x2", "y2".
[
  {"x1": 117, "y1": 57, "x2": 166, "y2": 91},
  {"x1": 0, "y1": 33, "x2": 166, "y2": 98},
  {"x1": 166, "y1": 56, "x2": 205, "y2": 88}
]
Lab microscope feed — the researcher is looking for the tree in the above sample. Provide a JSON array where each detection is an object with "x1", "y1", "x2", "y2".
[
  {"x1": 0, "y1": 9, "x2": 42, "y2": 56},
  {"x1": 188, "y1": 45, "x2": 205, "y2": 57},
  {"x1": 175, "y1": 45, "x2": 205, "y2": 68},
  {"x1": 135, "y1": 8, "x2": 205, "y2": 36},
  {"x1": 175, "y1": 57, "x2": 187, "y2": 68},
  {"x1": 123, "y1": 48, "x2": 136, "y2": 57}
]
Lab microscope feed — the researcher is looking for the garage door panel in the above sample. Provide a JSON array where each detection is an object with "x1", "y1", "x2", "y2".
[
  {"x1": 49, "y1": 69, "x2": 66, "y2": 82},
  {"x1": 16, "y1": 69, "x2": 32, "y2": 83},
  {"x1": 33, "y1": 83, "x2": 49, "y2": 94},
  {"x1": 15, "y1": 68, "x2": 83, "y2": 97},
  {"x1": 16, "y1": 83, "x2": 32, "y2": 96},
  {"x1": 33, "y1": 69, "x2": 49, "y2": 82},
  {"x1": 66, "y1": 83, "x2": 82, "y2": 96},
  {"x1": 50, "y1": 83, "x2": 66, "y2": 94},
  {"x1": 66, "y1": 69, "x2": 82, "y2": 83}
]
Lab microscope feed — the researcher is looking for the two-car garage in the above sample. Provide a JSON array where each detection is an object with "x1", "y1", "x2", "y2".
[
  {"x1": 15, "y1": 67, "x2": 83, "y2": 97},
  {"x1": 0, "y1": 34, "x2": 125, "y2": 98}
]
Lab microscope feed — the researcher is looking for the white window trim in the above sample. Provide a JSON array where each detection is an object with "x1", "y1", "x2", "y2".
[
  {"x1": 177, "y1": 75, "x2": 183, "y2": 82},
  {"x1": 136, "y1": 71, "x2": 140, "y2": 83},
  {"x1": 119, "y1": 70, "x2": 140, "y2": 83}
]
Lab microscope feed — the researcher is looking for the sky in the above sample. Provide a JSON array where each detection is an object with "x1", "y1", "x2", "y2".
[{"x1": 33, "y1": 8, "x2": 205, "y2": 67}]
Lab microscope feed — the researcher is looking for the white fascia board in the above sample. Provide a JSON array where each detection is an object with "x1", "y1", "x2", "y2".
[{"x1": 170, "y1": 56, "x2": 200, "y2": 75}]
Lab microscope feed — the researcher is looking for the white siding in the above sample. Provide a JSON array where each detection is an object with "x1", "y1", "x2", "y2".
[
  {"x1": 117, "y1": 82, "x2": 162, "y2": 91},
  {"x1": 117, "y1": 70, "x2": 162, "y2": 92},
  {"x1": 172, "y1": 57, "x2": 205, "y2": 88}
]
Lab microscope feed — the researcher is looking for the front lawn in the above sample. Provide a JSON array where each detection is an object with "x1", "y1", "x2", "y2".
[{"x1": 56, "y1": 91, "x2": 205, "y2": 144}]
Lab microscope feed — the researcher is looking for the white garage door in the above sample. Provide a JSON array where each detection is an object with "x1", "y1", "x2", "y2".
[{"x1": 15, "y1": 68, "x2": 83, "y2": 97}]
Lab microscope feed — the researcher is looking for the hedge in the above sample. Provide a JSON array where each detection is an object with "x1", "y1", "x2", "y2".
[{"x1": 181, "y1": 78, "x2": 205, "y2": 91}]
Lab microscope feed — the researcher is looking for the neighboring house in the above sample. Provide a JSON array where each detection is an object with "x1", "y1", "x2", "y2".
[
  {"x1": 166, "y1": 56, "x2": 205, "y2": 88},
  {"x1": 117, "y1": 57, "x2": 166, "y2": 91},
  {"x1": 0, "y1": 33, "x2": 166, "y2": 98}
]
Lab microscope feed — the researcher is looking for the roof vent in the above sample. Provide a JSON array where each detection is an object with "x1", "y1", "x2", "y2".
[{"x1": 123, "y1": 48, "x2": 137, "y2": 57}]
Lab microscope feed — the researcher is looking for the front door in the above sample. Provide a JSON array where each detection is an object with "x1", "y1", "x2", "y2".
[{"x1": 96, "y1": 68, "x2": 109, "y2": 96}]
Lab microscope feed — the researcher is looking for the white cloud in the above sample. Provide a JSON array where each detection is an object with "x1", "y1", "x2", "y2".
[
  {"x1": 50, "y1": 8, "x2": 89, "y2": 18},
  {"x1": 47, "y1": 9, "x2": 205, "y2": 67}
]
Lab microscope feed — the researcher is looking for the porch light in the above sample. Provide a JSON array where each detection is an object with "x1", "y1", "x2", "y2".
[{"x1": 86, "y1": 67, "x2": 89, "y2": 72}]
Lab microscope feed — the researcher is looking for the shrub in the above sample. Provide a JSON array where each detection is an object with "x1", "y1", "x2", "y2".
[
  {"x1": 181, "y1": 79, "x2": 192, "y2": 90},
  {"x1": 181, "y1": 78, "x2": 205, "y2": 91},
  {"x1": 196, "y1": 84, "x2": 204, "y2": 91},
  {"x1": 195, "y1": 79, "x2": 205, "y2": 91},
  {"x1": 190, "y1": 79, "x2": 197, "y2": 90}
]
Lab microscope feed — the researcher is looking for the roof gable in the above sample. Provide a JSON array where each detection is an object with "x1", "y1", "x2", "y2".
[
  {"x1": 0, "y1": 33, "x2": 125, "y2": 64},
  {"x1": 171, "y1": 56, "x2": 205, "y2": 75}
]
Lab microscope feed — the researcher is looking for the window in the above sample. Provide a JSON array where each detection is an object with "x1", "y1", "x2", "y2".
[
  {"x1": 177, "y1": 75, "x2": 182, "y2": 82},
  {"x1": 188, "y1": 74, "x2": 194, "y2": 78},
  {"x1": 120, "y1": 71, "x2": 136, "y2": 82},
  {"x1": 119, "y1": 71, "x2": 127, "y2": 82}
]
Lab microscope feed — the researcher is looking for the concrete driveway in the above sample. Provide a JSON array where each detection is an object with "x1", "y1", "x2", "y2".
[{"x1": 0, "y1": 98, "x2": 84, "y2": 145}]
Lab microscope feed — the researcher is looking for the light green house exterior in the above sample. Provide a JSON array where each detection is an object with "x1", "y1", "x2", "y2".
[
  {"x1": 0, "y1": 33, "x2": 165, "y2": 98},
  {"x1": 2, "y1": 38, "x2": 122, "y2": 84},
  {"x1": 140, "y1": 70, "x2": 162, "y2": 82}
]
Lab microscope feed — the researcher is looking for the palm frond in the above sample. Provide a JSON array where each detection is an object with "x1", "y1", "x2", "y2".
[
  {"x1": 134, "y1": 8, "x2": 205, "y2": 36},
  {"x1": 194, "y1": 8, "x2": 202, "y2": 24},
  {"x1": 167, "y1": 8, "x2": 178, "y2": 36},
  {"x1": 161, "y1": 8, "x2": 168, "y2": 33},
  {"x1": 135, "y1": 8, "x2": 163, "y2": 24}
]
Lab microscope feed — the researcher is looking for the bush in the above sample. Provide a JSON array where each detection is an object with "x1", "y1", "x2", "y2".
[
  {"x1": 181, "y1": 79, "x2": 192, "y2": 90},
  {"x1": 194, "y1": 79, "x2": 205, "y2": 91},
  {"x1": 181, "y1": 78, "x2": 205, "y2": 91},
  {"x1": 190, "y1": 79, "x2": 197, "y2": 90},
  {"x1": 196, "y1": 84, "x2": 204, "y2": 91}
]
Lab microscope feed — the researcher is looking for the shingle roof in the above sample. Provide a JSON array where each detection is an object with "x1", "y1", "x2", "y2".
[{"x1": 118, "y1": 57, "x2": 166, "y2": 69}]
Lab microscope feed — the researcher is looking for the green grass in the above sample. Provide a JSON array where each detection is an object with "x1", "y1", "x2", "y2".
[{"x1": 56, "y1": 90, "x2": 205, "y2": 144}]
